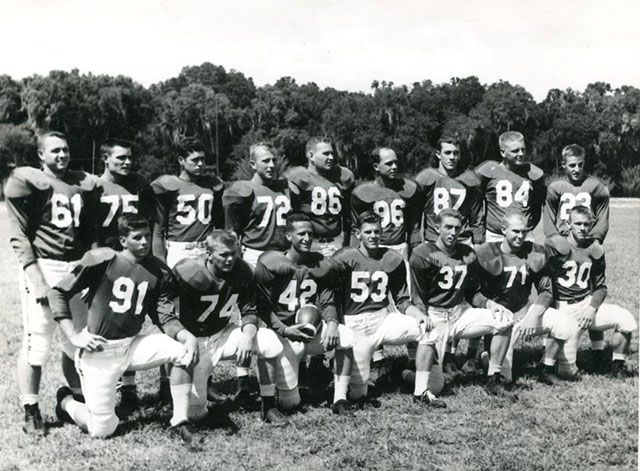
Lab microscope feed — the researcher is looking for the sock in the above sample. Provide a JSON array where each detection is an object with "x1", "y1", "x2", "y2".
[
  {"x1": 70, "y1": 387, "x2": 83, "y2": 397},
  {"x1": 238, "y1": 375, "x2": 250, "y2": 390},
  {"x1": 121, "y1": 375, "x2": 136, "y2": 387},
  {"x1": 259, "y1": 383, "x2": 275, "y2": 397},
  {"x1": 350, "y1": 382, "x2": 368, "y2": 400},
  {"x1": 262, "y1": 395, "x2": 276, "y2": 410},
  {"x1": 543, "y1": 357, "x2": 556, "y2": 367},
  {"x1": 612, "y1": 353, "x2": 626, "y2": 361},
  {"x1": 236, "y1": 367, "x2": 250, "y2": 377},
  {"x1": 487, "y1": 360, "x2": 502, "y2": 376},
  {"x1": 372, "y1": 349, "x2": 384, "y2": 363},
  {"x1": 169, "y1": 383, "x2": 192, "y2": 427},
  {"x1": 64, "y1": 397, "x2": 86, "y2": 425},
  {"x1": 333, "y1": 375, "x2": 350, "y2": 403},
  {"x1": 591, "y1": 341, "x2": 605, "y2": 351},
  {"x1": 277, "y1": 388, "x2": 301, "y2": 410},
  {"x1": 20, "y1": 394, "x2": 38, "y2": 406},
  {"x1": 413, "y1": 371, "x2": 430, "y2": 396}
]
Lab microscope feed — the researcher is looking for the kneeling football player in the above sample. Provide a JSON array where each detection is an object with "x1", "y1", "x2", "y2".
[
  {"x1": 255, "y1": 213, "x2": 355, "y2": 415},
  {"x1": 171, "y1": 230, "x2": 285, "y2": 425},
  {"x1": 49, "y1": 214, "x2": 199, "y2": 440}
]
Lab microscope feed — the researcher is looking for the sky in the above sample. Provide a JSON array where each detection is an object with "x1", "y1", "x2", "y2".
[{"x1": 1, "y1": 0, "x2": 638, "y2": 102}]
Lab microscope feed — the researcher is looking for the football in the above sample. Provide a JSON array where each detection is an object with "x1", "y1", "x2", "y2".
[{"x1": 295, "y1": 304, "x2": 322, "y2": 337}]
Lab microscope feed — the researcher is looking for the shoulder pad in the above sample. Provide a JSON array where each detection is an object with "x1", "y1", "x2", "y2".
[
  {"x1": 71, "y1": 170, "x2": 99, "y2": 190},
  {"x1": 474, "y1": 242, "x2": 503, "y2": 275},
  {"x1": 173, "y1": 258, "x2": 211, "y2": 291},
  {"x1": 331, "y1": 246, "x2": 357, "y2": 262},
  {"x1": 457, "y1": 169, "x2": 481, "y2": 187},
  {"x1": 587, "y1": 176, "x2": 610, "y2": 196},
  {"x1": 397, "y1": 178, "x2": 418, "y2": 198},
  {"x1": 4, "y1": 167, "x2": 45, "y2": 197},
  {"x1": 546, "y1": 235, "x2": 571, "y2": 255},
  {"x1": 338, "y1": 166, "x2": 355, "y2": 187},
  {"x1": 224, "y1": 180, "x2": 254, "y2": 199},
  {"x1": 525, "y1": 242, "x2": 547, "y2": 272},
  {"x1": 381, "y1": 248, "x2": 405, "y2": 270},
  {"x1": 130, "y1": 172, "x2": 149, "y2": 187},
  {"x1": 546, "y1": 178, "x2": 563, "y2": 193},
  {"x1": 587, "y1": 241, "x2": 605, "y2": 260},
  {"x1": 202, "y1": 175, "x2": 224, "y2": 192},
  {"x1": 283, "y1": 166, "x2": 308, "y2": 186},
  {"x1": 151, "y1": 175, "x2": 181, "y2": 193},
  {"x1": 272, "y1": 179, "x2": 290, "y2": 193},
  {"x1": 234, "y1": 258, "x2": 255, "y2": 279},
  {"x1": 527, "y1": 164, "x2": 545, "y2": 181},
  {"x1": 414, "y1": 168, "x2": 440, "y2": 187},
  {"x1": 474, "y1": 160, "x2": 498, "y2": 176},
  {"x1": 352, "y1": 182, "x2": 377, "y2": 203},
  {"x1": 256, "y1": 250, "x2": 290, "y2": 274},
  {"x1": 81, "y1": 247, "x2": 117, "y2": 266}
]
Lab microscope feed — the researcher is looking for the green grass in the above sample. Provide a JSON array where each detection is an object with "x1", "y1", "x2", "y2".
[{"x1": 0, "y1": 201, "x2": 637, "y2": 471}]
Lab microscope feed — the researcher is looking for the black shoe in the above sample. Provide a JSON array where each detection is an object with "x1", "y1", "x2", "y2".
[
  {"x1": 590, "y1": 349, "x2": 608, "y2": 374},
  {"x1": 413, "y1": 390, "x2": 447, "y2": 408},
  {"x1": 55, "y1": 387, "x2": 74, "y2": 424},
  {"x1": 23, "y1": 403, "x2": 46, "y2": 436},
  {"x1": 261, "y1": 406, "x2": 289, "y2": 426},
  {"x1": 443, "y1": 361, "x2": 464, "y2": 381},
  {"x1": 118, "y1": 385, "x2": 139, "y2": 415},
  {"x1": 460, "y1": 358, "x2": 483, "y2": 376},
  {"x1": 485, "y1": 373, "x2": 518, "y2": 400},
  {"x1": 171, "y1": 421, "x2": 201, "y2": 445},
  {"x1": 159, "y1": 379, "x2": 172, "y2": 407},
  {"x1": 610, "y1": 360, "x2": 634, "y2": 378},
  {"x1": 352, "y1": 396, "x2": 381, "y2": 409},
  {"x1": 332, "y1": 399, "x2": 353, "y2": 416},
  {"x1": 536, "y1": 364, "x2": 556, "y2": 386}
]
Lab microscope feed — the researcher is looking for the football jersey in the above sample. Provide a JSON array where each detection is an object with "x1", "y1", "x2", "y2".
[
  {"x1": 475, "y1": 161, "x2": 546, "y2": 233},
  {"x1": 222, "y1": 179, "x2": 292, "y2": 250},
  {"x1": 254, "y1": 251, "x2": 337, "y2": 334},
  {"x1": 285, "y1": 165, "x2": 355, "y2": 239},
  {"x1": 473, "y1": 241, "x2": 552, "y2": 312},
  {"x1": 545, "y1": 235, "x2": 606, "y2": 306},
  {"x1": 172, "y1": 257, "x2": 257, "y2": 338},
  {"x1": 414, "y1": 167, "x2": 484, "y2": 245},
  {"x1": 351, "y1": 178, "x2": 420, "y2": 246},
  {"x1": 151, "y1": 174, "x2": 224, "y2": 245},
  {"x1": 329, "y1": 247, "x2": 409, "y2": 316},
  {"x1": 49, "y1": 248, "x2": 183, "y2": 340},
  {"x1": 543, "y1": 176, "x2": 610, "y2": 242},
  {"x1": 5, "y1": 166, "x2": 99, "y2": 267},
  {"x1": 96, "y1": 173, "x2": 155, "y2": 250},
  {"x1": 409, "y1": 241, "x2": 477, "y2": 310}
]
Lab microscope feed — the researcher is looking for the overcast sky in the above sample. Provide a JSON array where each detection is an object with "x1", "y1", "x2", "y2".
[{"x1": 2, "y1": 0, "x2": 638, "y2": 102}]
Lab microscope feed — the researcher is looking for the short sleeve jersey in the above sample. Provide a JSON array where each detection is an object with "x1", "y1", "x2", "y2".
[
  {"x1": 474, "y1": 241, "x2": 550, "y2": 312},
  {"x1": 545, "y1": 235, "x2": 606, "y2": 302},
  {"x1": 172, "y1": 257, "x2": 257, "y2": 337},
  {"x1": 151, "y1": 174, "x2": 224, "y2": 243},
  {"x1": 543, "y1": 177, "x2": 610, "y2": 242},
  {"x1": 414, "y1": 168, "x2": 484, "y2": 244},
  {"x1": 96, "y1": 173, "x2": 155, "y2": 249},
  {"x1": 285, "y1": 166, "x2": 355, "y2": 239},
  {"x1": 254, "y1": 251, "x2": 336, "y2": 328},
  {"x1": 222, "y1": 179, "x2": 292, "y2": 250},
  {"x1": 475, "y1": 161, "x2": 546, "y2": 233},
  {"x1": 5, "y1": 166, "x2": 99, "y2": 267},
  {"x1": 409, "y1": 242, "x2": 477, "y2": 309},
  {"x1": 351, "y1": 178, "x2": 420, "y2": 246},
  {"x1": 330, "y1": 247, "x2": 409, "y2": 316}
]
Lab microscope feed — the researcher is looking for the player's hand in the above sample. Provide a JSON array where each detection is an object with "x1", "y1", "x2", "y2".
[
  {"x1": 181, "y1": 334, "x2": 199, "y2": 368},
  {"x1": 520, "y1": 316, "x2": 539, "y2": 342},
  {"x1": 71, "y1": 328, "x2": 107, "y2": 352},
  {"x1": 421, "y1": 315, "x2": 434, "y2": 332},
  {"x1": 486, "y1": 300, "x2": 512, "y2": 324},
  {"x1": 283, "y1": 324, "x2": 314, "y2": 343},
  {"x1": 322, "y1": 321, "x2": 339, "y2": 351},
  {"x1": 578, "y1": 306, "x2": 597, "y2": 330},
  {"x1": 236, "y1": 331, "x2": 254, "y2": 367}
]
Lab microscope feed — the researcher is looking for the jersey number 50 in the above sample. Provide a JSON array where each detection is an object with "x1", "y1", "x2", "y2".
[{"x1": 177, "y1": 194, "x2": 214, "y2": 225}]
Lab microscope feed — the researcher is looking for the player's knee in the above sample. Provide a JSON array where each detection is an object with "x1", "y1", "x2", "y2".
[
  {"x1": 25, "y1": 333, "x2": 53, "y2": 366},
  {"x1": 277, "y1": 387, "x2": 301, "y2": 410},
  {"x1": 550, "y1": 316, "x2": 575, "y2": 341},
  {"x1": 614, "y1": 308, "x2": 638, "y2": 333},
  {"x1": 336, "y1": 325, "x2": 355, "y2": 350},
  {"x1": 88, "y1": 412, "x2": 119, "y2": 438},
  {"x1": 556, "y1": 361, "x2": 578, "y2": 379},
  {"x1": 255, "y1": 329, "x2": 283, "y2": 359}
]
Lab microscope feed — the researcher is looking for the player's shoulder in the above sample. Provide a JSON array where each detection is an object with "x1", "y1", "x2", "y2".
[
  {"x1": 128, "y1": 172, "x2": 150, "y2": 188},
  {"x1": 584, "y1": 176, "x2": 610, "y2": 196},
  {"x1": 474, "y1": 241, "x2": 503, "y2": 274},
  {"x1": 414, "y1": 167, "x2": 440, "y2": 186},
  {"x1": 233, "y1": 257, "x2": 255, "y2": 280},
  {"x1": 200, "y1": 174, "x2": 224, "y2": 192},
  {"x1": 586, "y1": 240, "x2": 605, "y2": 260},
  {"x1": 80, "y1": 247, "x2": 118, "y2": 267},
  {"x1": 545, "y1": 235, "x2": 571, "y2": 255},
  {"x1": 173, "y1": 257, "x2": 210, "y2": 289},
  {"x1": 396, "y1": 177, "x2": 419, "y2": 197},
  {"x1": 352, "y1": 181, "x2": 380, "y2": 202},
  {"x1": 523, "y1": 241, "x2": 548, "y2": 272},
  {"x1": 256, "y1": 250, "x2": 290, "y2": 273},
  {"x1": 151, "y1": 174, "x2": 181, "y2": 193},
  {"x1": 457, "y1": 168, "x2": 482, "y2": 187},
  {"x1": 546, "y1": 177, "x2": 567, "y2": 193},
  {"x1": 380, "y1": 247, "x2": 405, "y2": 270},
  {"x1": 332, "y1": 246, "x2": 359, "y2": 262},
  {"x1": 474, "y1": 160, "x2": 500, "y2": 177},
  {"x1": 4, "y1": 166, "x2": 45, "y2": 196},
  {"x1": 526, "y1": 163, "x2": 545, "y2": 181},
  {"x1": 283, "y1": 166, "x2": 308, "y2": 185},
  {"x1": 224, "y1": 179, "x2": 255, "y2": 198},
  {"x1": 337, "y1": 165, "x2": 355, "y2": 187}
]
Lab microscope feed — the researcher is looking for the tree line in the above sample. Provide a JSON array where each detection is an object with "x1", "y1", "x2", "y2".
[{"x1": 0, "y1": 63, "x2": 639, "y2": 195}]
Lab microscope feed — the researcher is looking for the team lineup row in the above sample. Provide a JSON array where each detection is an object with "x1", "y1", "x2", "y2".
[{"x1": 5, "y1": 130, "x2": 635, "y2": 442}]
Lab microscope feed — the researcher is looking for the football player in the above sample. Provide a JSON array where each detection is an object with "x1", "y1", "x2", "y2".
[
  {"x1": 545, "y1": 206, "x2": 637, "y2": 378},
  {"x1": 172, "y1": 230, "x2": 285, "y2": 425},
  {"x1": 414, "y1": 137, "x2": 484, "y2": 247},
  {"x1": 223, "y1": 142, "x2": 292, "y2": 268},
  {"x1": 151, "y1": 137, "x2": 224, "y2": 269},
  {"x1": 254, "y1": 213, "x2": 355, "y2": 415},
  {"x1": 473, "y1": 210, "x2": 577, "y2": 384},
  {"x1": 327, "y1": 211, "x2": 426, "y2": 403},
  {"x1": 285, "y1": 137, "x2": 354, "y2": 257},
  {"x1": 49, "y1": 214, "x2": 199, "y2": 441},
  {"x1": 5, "y1": 131, "x2": 98, "y2": 435},
  {"x1": 543, "y1": 144, "x2": 611, "y2": 369},
  {"x1": 410, "y1": 209, "x2": 514, "y2": 400},
  {"x1": 351, "y1": 147, "x2": 420, "y2": 259},
  {"x1": 475, "y1": 131, "x2": 546, "y2": 242}
]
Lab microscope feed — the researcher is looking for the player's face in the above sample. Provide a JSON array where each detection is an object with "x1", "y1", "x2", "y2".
[
  {"x1": 252, "y1": 147, "x2": 276, "y2": 181},
  {"x1": 179, "y1": 151, "x2": 205, "y2": 176},
  {"x1": 121, "y1": 228, "x2": 151, "y2": 259},
  {"x1": 563, "y1": 155, "x2": 586, "y2": 183},
  {"x1": 375, "y1": 149, "x2": 398, "y2": 179},
  {"x1": 500, "y1": 139, "x2": 526, "y2": 167},
  {"x1": 38, "y1": 136, "x2": 70, "y2": 173},
  {"x1": 286, "y1": 221, "x2": 314, "y2": 253},
  {"x1": 569, "y1": 213, "x2": 592, "y2": 242},
  {"x1": 356, "y1": 222, "x2": 381, "y2": 250},
  {"x1": 436, "y1": 216, "x2": 462, "y2": 247},
  {"x1": 208, "y1": 242, "x2": 237, "y2": 273},
  {"x1": 437, "y1": 143, "x2": 460, "y2": 171},
  {"x1": 502, "y1": 216, "x2": 528, "y2": 250},
  {"x1": 308, "y1": 142, "x2": 334, "y2": 172},
  {"x1": 104, "y1": 146, "x2": 133, "y2": 177}
]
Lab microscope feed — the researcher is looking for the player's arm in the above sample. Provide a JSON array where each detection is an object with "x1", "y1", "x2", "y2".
[
  {"x1": 530, "y1": 176, "x2": 547, "y2": 230},
  {"x1": 349, "y1": 189, "x2": 370, "y2": 247},
  {"x1": 590, "y1": 186, "x2": 610, "y2": 243},
  {"x1": 408, "y1": 252, "x2": 433, "y2": 330},
  {"x1": 542, "y1": 184, "x2": 563, "y2": 239},
  {"x1": 409, "y1": 179, "x2": 427, "y2": 249},
  {"x1": 254, "y1": 262, "x2": 289, "y2": 335},
  {"x1": 467, "y1": 184, "x2": 485, "y2": 245},
  {"x1": 318, "y1": 281, "x2": 340, "y2": 350},
  {"x1": 212, "y1": 177, "x2": 225, "y2": 229},
  {"x1": 151, "y1": 186, "x2": 169, "y2": 261},
  {"x1": 139, "y1": 182, "x2": 158, "y2": 234},
  {"x1": 236, "y1": 274, "x2": 260, "y2": 366},
  {"x1": 521, "y1": 268, "x2": 554, "y2": 340},
  {"x1": 222, "y1": 185, "x2": 252, "y2": 239},
  {"x1": 342, "y1": 181, "x2": 354, "y2": 247}
]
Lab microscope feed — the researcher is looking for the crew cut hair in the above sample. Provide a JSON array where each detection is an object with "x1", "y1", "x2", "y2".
[
  {"x1": 118, "y1": 213, "x2": 150, "y2": 237},
  {"x1": 498, "y1": 131, "x2": 525, "y2": 150}
]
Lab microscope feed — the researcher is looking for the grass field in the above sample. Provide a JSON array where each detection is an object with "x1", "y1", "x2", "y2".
[{"x1": 0, "y1": 201, "x2": 637, "y2": 471}]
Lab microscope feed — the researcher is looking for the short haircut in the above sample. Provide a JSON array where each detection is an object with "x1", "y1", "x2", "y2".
[
  {"x1": 249, "y1": 142, "x2": 276, "y2": 161},
  {"x1": 370, "y1": 147, "x2": 396, "y2": 164},
  {"x1": 561, "y1": 144, "x2": 586, "y2": 161},
  {"x1": 206, "y1": 230, "x2": 239, "y2": 252},
  {"x1": 37, "y1": 131, "x2": 67, "y2": 150},
  {"x1": 100, "y1": 138, "x2": 133, "y2": 159},
  {"x1": 436, "y1": 208, "x2": 464, "y2": 225},
  {"x1": 498, "y1": 131, "x2": 524, "y2": 150},
  {"x1": 569, "y1": 205, "x2": 593, "y2": 220},
  {"x1": 357, "y1": 210, "x2": 381, "y2": 229},
  {"x1": 176, "y1": 137, "x2": 205, "y2": 159},
  {"x1": 501, "y1": 209, "x2": 528, "y2": 228},
  {"x1": 118, "y1": 213, "x2": 149, "y2": 237},
  {"x1": 437, "y1": 136, "x2": 461, "y2": 151},
  {"x1": 285, "y1": 213, "x2": 313, "y2": 233},
  {"x1": 306, "y1": 137, "x2": 332, "y2": 155}
]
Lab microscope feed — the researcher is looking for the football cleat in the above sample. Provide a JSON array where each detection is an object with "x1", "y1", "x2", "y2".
[
  {"x1": 589, "y1": 349, "x2": 608, "y2": 375},
  {"x1": 171, "y1": 421, "x2": 202, "y2": 446},
  {"x1": 461, "y1": 358, "x2": 483, "y2": 376},
  {"x1": 295, "y1": 305, "x2": 322, "y2": 337},
  {"x1": 610, "y1": 360, "x2": 635, "y2": 378},
  {"x1": 332, "y1": 399, "x2": 353, "y2": 416},
  {"x1": 55, "y1": 387, "x2": 74, "y2": 424},
  {"x1": 413, "y1": 390, "x2": 447, "y2": 409},
  {"x1": 485, "y1": 373, "x2": 518, "y2": 400},
  {"x1": 159, "y1": 378, "x2": 172, "y2": 407},
  {"x1": 536, "y1": 364, "x2": 556, "y2": 386},
  {"x1": 443, "y1": 361, "x2": 464, "y2": 381},
  {"x1": 352, "y1": 396, "x2": 381, "y2": 409},
  {"x1": 261, "y1": 406, "x2": 289, "y2": 426},
  {"x1": 23, "y1": 403, "x2": 46, "y2": 436},
  {"x1": 119, "y1": 385, "x2": 139, "y2": 415}
]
